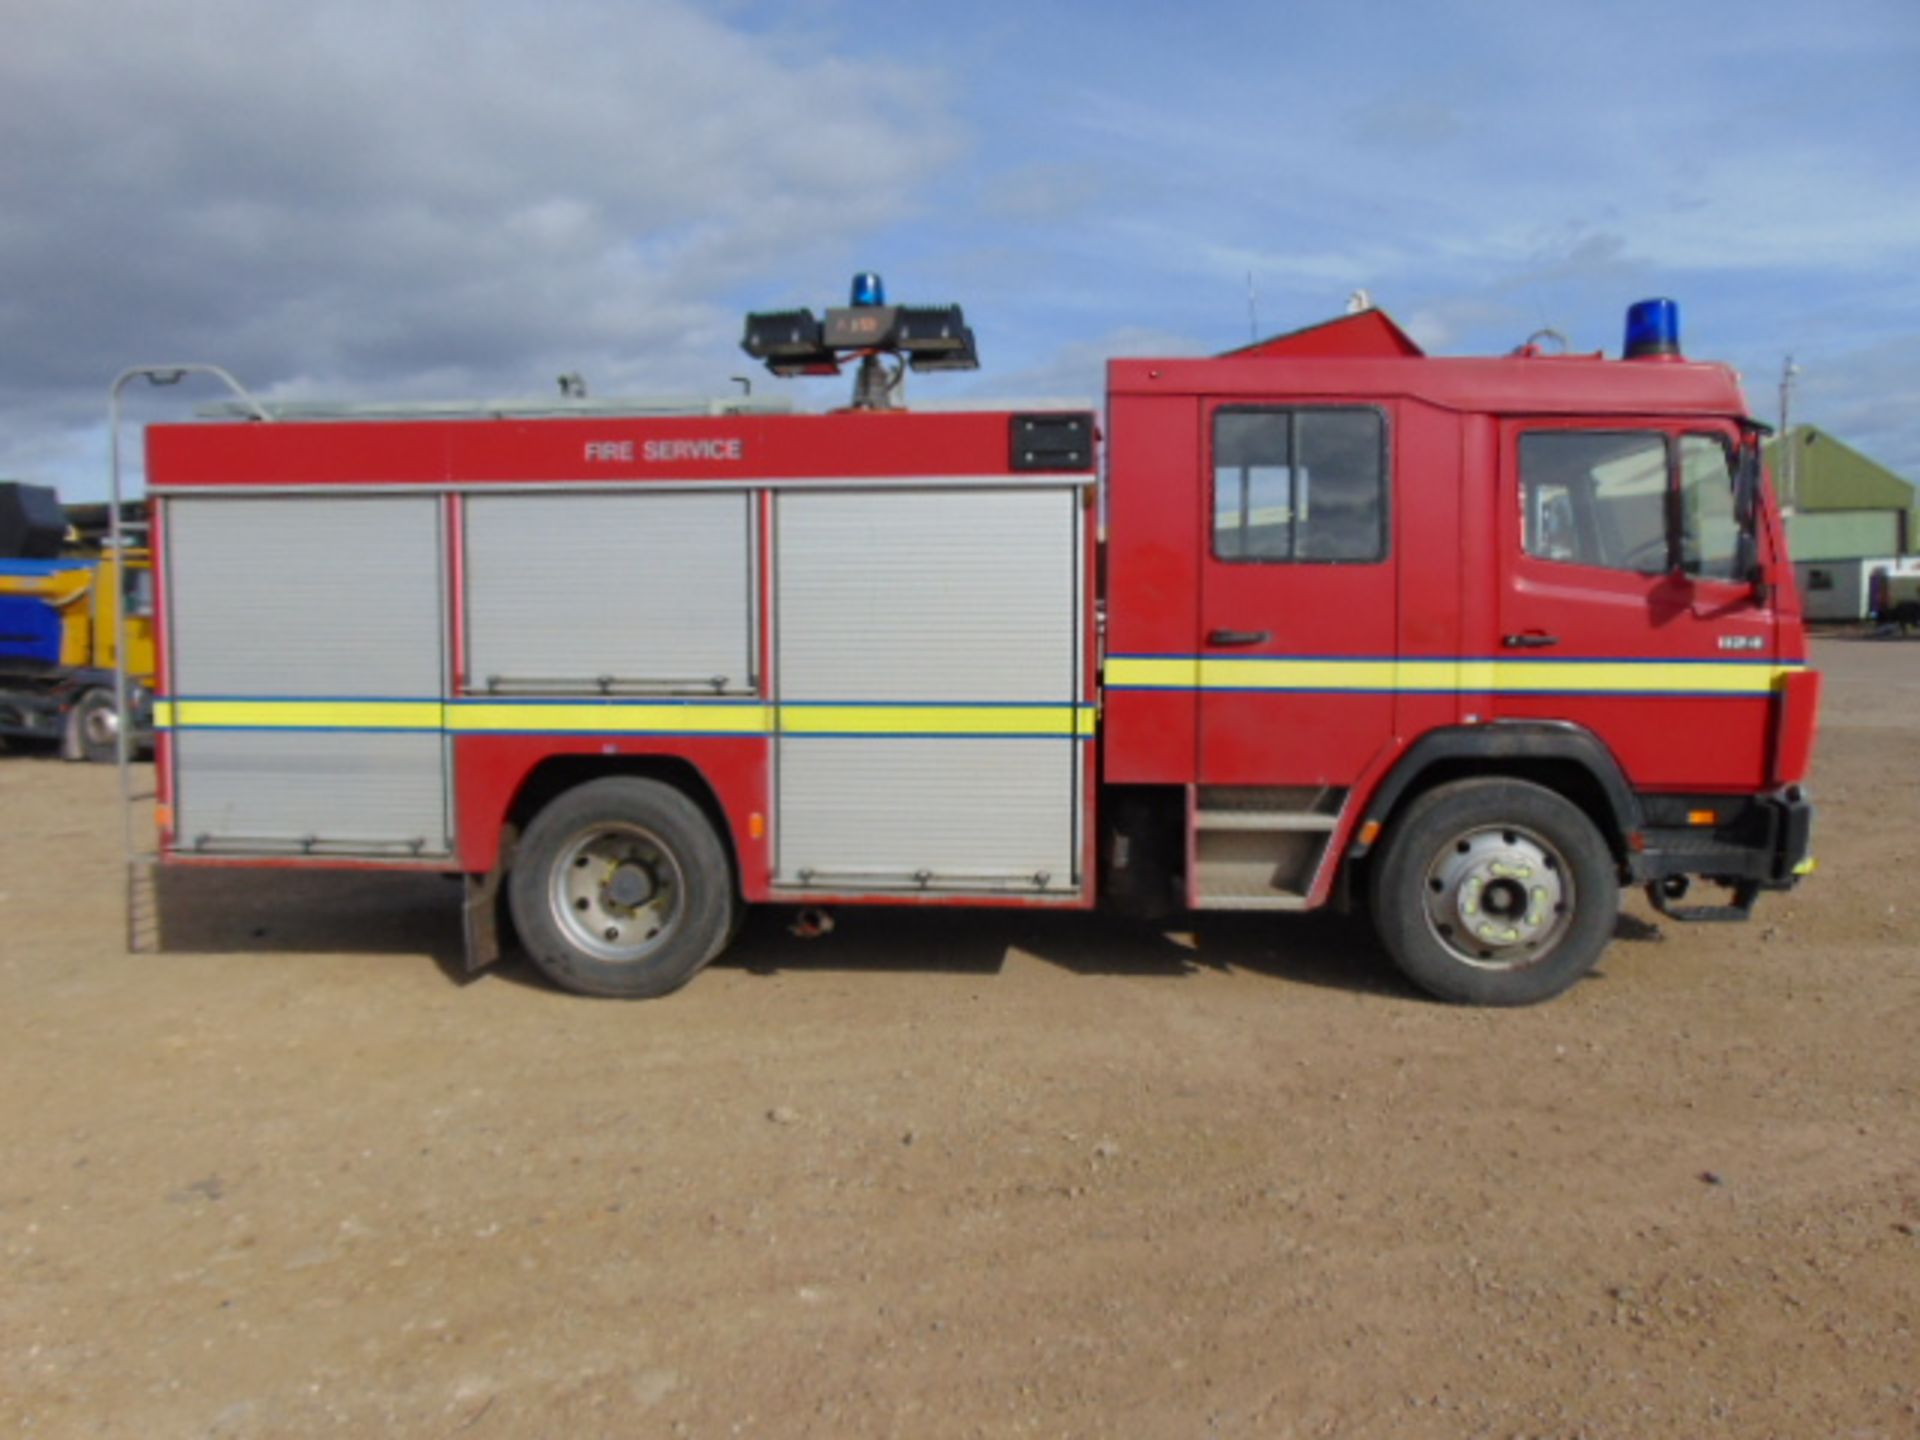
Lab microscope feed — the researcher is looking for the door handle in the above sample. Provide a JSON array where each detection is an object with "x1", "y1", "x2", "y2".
[
  {"x1": 1206, "y1": 629, "x2": 1270, "y2": 647},
  {"x1": 1501, "y1": 631, "x2": 1560, "y2": 649}
]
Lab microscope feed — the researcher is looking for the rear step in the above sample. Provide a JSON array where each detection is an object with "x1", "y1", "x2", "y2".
[{"x1": 1190, "y1": 787, "x2": 1343, "y2": 911}]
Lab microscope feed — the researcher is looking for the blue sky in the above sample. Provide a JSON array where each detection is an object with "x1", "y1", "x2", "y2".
[{"x1": 4, "y1": 1, "x2": 1917, "y2": 497}]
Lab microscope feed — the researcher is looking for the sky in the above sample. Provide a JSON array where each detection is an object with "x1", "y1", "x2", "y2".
[{"x1": 3, "y1": 0, "x2": 1917, "y2": 499}]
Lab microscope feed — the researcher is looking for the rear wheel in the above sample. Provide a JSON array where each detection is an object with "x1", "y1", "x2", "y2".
[
  {"x1": 1369, "y1": 778, "x2": 1617, "y2": 1006},
  {"x1": 509, "y1": 777, "x2": 736, "y2": 998}
]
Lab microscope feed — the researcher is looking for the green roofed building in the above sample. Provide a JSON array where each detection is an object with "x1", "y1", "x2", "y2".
[{"x1": 1767, "y1": 426, "x2": 1920, "y2": 621}]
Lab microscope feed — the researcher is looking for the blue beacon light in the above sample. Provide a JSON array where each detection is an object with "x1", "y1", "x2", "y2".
[
  {"x1": 850, "y1": 272, "x2": 886, "y2": 308},
  {"x1": 1624, "y1": 298, "x2": 1681, "y2": 360}
]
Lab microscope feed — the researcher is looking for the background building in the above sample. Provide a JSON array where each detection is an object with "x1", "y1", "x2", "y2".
[{"x1": 1770, "y1": 426, "x2": 1919, "y2": 622}]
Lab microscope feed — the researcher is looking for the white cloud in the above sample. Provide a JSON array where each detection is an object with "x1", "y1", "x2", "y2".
[{"x1": 0, "y1": 0, "x2": 961, "y2": 497}]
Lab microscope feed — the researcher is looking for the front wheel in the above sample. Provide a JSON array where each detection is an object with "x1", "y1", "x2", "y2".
[
  {"x1": 1369, "y1": 778, "x2": 1618, "y2": 1006},
  {"x1": 508, "y1": 777, "x2": 737, "y2": 999}
]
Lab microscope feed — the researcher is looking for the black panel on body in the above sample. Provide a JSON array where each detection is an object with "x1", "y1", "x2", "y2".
[{"x1": 1010, "y1": 413, "x2": 1095, "y2": 472}]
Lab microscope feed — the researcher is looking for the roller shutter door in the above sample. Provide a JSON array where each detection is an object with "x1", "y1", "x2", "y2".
[
  {"x1": 774, "y1": 487, "x2": 1083, "y2": 891},
  {"x1": 165, "y1": 495, "x2": 449, "y2": 854},
  {"x1": 463, "y1": 492, "x2": 755, "y2": 694}
]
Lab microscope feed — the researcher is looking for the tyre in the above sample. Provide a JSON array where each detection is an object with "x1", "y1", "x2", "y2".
[
  {"x1": 1369, "y1": 778, "x2": 1618, "y2": 1006},
  {"x1": 67, "y1": 688, "x2": 122, "y2": 765},
  {"x1": 508, "y1": 777, "x2": 736, "y2": 999}
]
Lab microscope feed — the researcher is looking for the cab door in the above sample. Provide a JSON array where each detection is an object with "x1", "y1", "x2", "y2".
[
  {"x1": 1496, "y1": 419, "x2": 1777, "y2": 791},
  {"x1": 1197, "y1": 403, "x2": 1398, "y2": 787}
]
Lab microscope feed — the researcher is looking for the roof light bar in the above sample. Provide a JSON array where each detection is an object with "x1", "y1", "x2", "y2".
[{"x1": 740, "y1": 275, "x2": 980, "y2": 406}]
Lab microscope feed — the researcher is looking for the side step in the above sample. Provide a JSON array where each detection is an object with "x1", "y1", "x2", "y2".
[
  {"x1": 1194, "y1": 809, "x2": 1338, "y2": 833},
  {"x1": 1189, "y1": 787, "x2": 1343, "y2": 912},
  {"x1": 1192, "y1": 891, "x2": 1311, "y2": 912},
  {"x1": 1644, "y1": 879, "x2": 1760, "y2": 923}
]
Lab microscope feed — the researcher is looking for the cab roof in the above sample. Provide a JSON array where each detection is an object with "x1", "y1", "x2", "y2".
[{"x1": 1112, "y1": 308, "x2": 1751, "y2": 420}]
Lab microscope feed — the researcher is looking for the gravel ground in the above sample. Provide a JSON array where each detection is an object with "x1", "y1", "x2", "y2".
[{"x1": 2, "y1": 636, "x2": 1916, "y2": 1438}]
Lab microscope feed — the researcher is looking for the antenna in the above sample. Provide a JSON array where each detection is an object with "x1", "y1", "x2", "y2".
[{"x1": 1247, "y1": 272, "x2": 1259, "y2": 342}]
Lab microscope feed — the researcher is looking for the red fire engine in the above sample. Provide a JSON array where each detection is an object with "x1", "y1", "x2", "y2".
[{"x1": 136, "y1": 281, "x2": 1818, "y2": 1005}]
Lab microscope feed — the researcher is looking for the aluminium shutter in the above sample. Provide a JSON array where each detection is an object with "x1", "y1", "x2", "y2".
[
  {"x1": 463, "y1": 492, "x2": 755, "y2": 694},
  {"x1": 165, "y1": 495, "x2": 448, "y2": 854},
  {"x1": 773, "y1": 487, "x2": 1082, "y2": 890}
]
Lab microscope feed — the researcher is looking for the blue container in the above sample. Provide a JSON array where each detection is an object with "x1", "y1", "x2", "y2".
[{"x1": 0, "y1": 593, "x2": 65, "y2": 666}]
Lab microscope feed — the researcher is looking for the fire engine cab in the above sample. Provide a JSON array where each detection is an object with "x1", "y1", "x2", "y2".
[{"x1": 137, "y1": 282, "x2": 1818, "y2": 1005}]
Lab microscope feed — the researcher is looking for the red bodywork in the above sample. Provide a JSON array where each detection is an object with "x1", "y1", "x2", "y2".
[
  {"x1": 147, "y1": 410, "x2": 1100, "y2": 904},
  {"x1": 147, "y1": 311, "x2": 1816, "y2": 911},
  {"x1": 1101, "y1": 316, "x2": 1811, "y2": 903}
]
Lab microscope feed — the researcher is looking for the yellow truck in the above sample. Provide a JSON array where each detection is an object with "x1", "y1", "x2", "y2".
[{"x1": 0, "y1": 482, "x2": 155, "y2": 761}]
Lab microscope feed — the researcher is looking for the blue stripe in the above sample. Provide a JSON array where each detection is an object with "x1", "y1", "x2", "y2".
[
  {"x1": 778, "y1": 732, "x2": 1093, "y2": 741},
  {"x1": 171, "y1": 693, "x2": 767, "y2": 705},
  {"x1": 167, "y1": 725, "x2": 436, "y2": 735},
  {"x1": 779, "y1": 699, "x2": 1089, "y2": 709},
  {"x1": 1120, "y1": 685, "x2": 1775, "y2": 699}
]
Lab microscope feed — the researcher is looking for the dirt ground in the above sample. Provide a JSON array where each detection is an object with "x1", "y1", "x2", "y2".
[{"x1": 2, "y1": 637, "x2": 1916, "y2": 1439}]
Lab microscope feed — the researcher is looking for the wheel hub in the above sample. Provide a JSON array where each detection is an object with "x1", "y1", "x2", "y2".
[
  {"x1": 1423, "y1": 825, "x2": 1573, "y2": 969},
  {"x1": 605, "y1": 862, "x2": 657, "y2": 910},
  {"x1": 548, "y1": 823, "x2": 684, "y2": 964}
]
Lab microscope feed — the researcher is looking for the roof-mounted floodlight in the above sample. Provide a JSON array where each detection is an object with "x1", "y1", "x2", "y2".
[
  {"x1": 894, "y1": 305, "x2": 975, "y2": 359},
  {"x1": 740, "y1": 308, "x2": 839, "y2": 377},
  {"x1": 740, "y1": 273, "x2": 980, "y2": 409}
]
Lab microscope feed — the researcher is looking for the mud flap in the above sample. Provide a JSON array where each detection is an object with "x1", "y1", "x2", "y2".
[{"x1": 460, "y1": 823, "x2": 519, "y2": 974}]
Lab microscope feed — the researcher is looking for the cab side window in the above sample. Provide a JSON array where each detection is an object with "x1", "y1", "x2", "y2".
[
  {"x1": 1677, "y1": 435, "x2": 1741, "y2": 580},
  {"x1": 1213, "y1": 408, "x2": 1386, "y2": 563},
  {"x1": 1520, "y1": 431, "x2": 1669, "y2": 574}
]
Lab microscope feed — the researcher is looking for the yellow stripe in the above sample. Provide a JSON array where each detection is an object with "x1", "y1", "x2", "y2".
[
  {"x1": 1487, "y1": 661, "x2": 1784, "y2": 695},
  {"x1": 1105, "y1": 657, "x2": 1200, "y2": 688},
  {"x1": 1398, "y1": 659, "x2": 1497, "y2": 691},
  {"x1": 154, "y1": 698, "x2": 1098, "y2": 738},
  {"x1": 166, "y1": 699, "x2": 443, "y2": 730},
  {"x1": 1203, "y1": 658, "x2": 1397, "y2": 691},
  {"x1": 448, "y1": 701, "x2": 770, "y2": 735},
  {"x1": 1107, "y1": 657, "x2": 1798, "y2": 696},
  {"x1": 777, "y1": 704, "x2": 1089, "y2": 737}
]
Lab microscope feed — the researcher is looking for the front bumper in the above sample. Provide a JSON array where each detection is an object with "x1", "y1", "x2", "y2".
[{"x1": 1634, "y1": 786, "x2": 1814, "y2": 892}]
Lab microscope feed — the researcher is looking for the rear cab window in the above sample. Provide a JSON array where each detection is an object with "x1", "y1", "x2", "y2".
[{"x1": 1212, "y1": 407, "x2": 1387, "y2": 563}]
